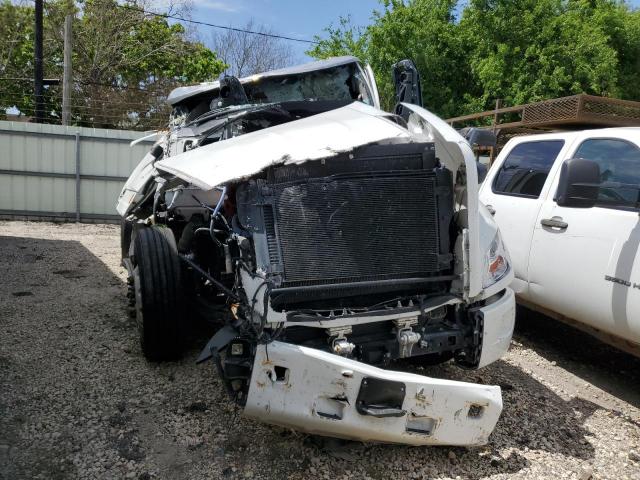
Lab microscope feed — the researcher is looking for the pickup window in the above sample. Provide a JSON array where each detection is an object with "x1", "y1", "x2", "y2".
[
  {"x1": 574, "y1": 138, "x2": 640, "y2": 210},
  {"x1": 493, "y1": 140, "x2": 565, "y2": 198}
]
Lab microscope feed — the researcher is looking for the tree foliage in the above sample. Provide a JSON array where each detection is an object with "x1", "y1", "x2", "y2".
[
  {"x1": 309, "y1": 0, "x2": 640, "y2": 117},
  {"x1": 0, "y1": 0, "x2": 226, "y2": 129}
]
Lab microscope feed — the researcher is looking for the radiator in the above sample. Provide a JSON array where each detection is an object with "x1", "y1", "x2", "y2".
[
  {"x1": 268, "y1": 170, "x2": 442, "y2": 287},
  {"x1": 236, "y1": 142, "x2": 454, "y2": 306}
]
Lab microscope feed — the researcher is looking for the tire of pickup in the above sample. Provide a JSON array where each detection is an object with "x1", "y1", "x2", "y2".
[{"x1": 132, "y1": 226, "x2": 184, "y2": 361}]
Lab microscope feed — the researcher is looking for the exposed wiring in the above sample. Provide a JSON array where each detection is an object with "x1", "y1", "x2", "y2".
[
  {"x1": 249, "y1": 281, "x2": 270, "y2": 338},
  {"x1": 211, "y1": 186, "x2": 227, "y2": 216},
  {"x1": 178, "y1": 254, "x2": 241, "y2": 302},
  {"x1": 121, "y1": 4, "x2": 319, "y2": 45}
]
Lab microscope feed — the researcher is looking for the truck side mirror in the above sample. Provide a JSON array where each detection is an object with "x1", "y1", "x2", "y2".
[
  {"x1": 392, "y1": 59, "x2": 422, "y2": 120},
  {"x1": 556, "y1": 158, "x2": 600, "y2": 208}
]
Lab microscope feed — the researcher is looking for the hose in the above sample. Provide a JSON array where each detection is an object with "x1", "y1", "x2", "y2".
[{"x1": 178, "y1": 254, "x2": 241, "y2": 303}]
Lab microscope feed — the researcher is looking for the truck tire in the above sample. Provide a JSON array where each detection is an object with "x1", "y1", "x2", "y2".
[
  {"x1": 120, "y1": 217, "x2": 133, "y2": 261},
  {"x1": 132, "y1": 226, "x2": 184, "y2": 361}
]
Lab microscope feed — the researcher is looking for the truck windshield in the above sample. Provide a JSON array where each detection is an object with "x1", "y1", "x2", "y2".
[
  {"x1": 171, "y1": 63, "x2": 374, "y2": 127},
  {"x1": 242, "y1": 63, "x2": 374, "y2": 105}
]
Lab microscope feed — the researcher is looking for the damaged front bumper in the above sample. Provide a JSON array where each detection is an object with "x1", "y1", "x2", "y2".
[{"x1": 244, "y1": 341, "x2": 502, "y2": 446}]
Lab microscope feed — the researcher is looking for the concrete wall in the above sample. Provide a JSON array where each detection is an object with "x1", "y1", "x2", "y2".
[{"x1": 0, "y1": 121, "x2": 155, "y2": 222}]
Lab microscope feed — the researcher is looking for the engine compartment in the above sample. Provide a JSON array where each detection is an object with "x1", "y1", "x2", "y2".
[{"x1": 122, "y1": 138, "x2": 492, "y2": 405}]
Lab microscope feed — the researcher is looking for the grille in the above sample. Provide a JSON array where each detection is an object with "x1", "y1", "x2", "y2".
[
  {"x1": 270, "y1": 171, "x2": 441, "y2": 286},
  {"x1": 262, "y1": 205, "x2": 280, "y2": 265}
]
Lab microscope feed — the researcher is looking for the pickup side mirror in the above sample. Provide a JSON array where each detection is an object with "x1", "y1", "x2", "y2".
[{"x1": 556, "y1": 158, "x2": 600, "y2": 208}]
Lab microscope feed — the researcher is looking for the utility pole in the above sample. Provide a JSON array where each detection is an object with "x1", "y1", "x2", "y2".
[
  {"x1": 62, "y1": 13, "x2": 73, "y2": 125},
  {"x1": 492, "y1": 98, "x2": 503, "y2": 133},
  {"x1": 34, "y1": 0, "x2": 44, "y2": 122}
]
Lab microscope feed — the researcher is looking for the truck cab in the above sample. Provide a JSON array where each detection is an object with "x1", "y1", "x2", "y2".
[
  {"x1": 480, "y1": 127, "x2": 640, "y2": 354},
  {"x1": 118, "y1": 56, "x2": 516, "y2": 446}
]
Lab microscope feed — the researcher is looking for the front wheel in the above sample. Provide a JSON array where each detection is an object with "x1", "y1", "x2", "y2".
[{"x1": 133, "y1": 227, "x2": 184, "y2": 361}]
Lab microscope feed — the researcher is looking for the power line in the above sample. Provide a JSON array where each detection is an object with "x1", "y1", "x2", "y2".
[
  {"x1": 121, "y1": 4, "x2": 318, "y2": 45},
  {"x1": 10, "y1": 1, "x2": 319, "y2": 44}
]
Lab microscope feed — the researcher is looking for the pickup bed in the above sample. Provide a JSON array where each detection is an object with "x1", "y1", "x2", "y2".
[{"x1": 480, "y1": 127, "x2": 640, "y2": 355}]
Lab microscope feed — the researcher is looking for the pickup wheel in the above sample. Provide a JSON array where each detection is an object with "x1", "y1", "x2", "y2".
[{"x1": 132, "y1": 226, "x2": 184, "y2": 361}]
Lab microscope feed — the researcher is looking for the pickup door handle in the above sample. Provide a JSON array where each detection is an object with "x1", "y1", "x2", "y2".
[{"x1": 541, "y1": 217, "x2": 568, "y2": 230}]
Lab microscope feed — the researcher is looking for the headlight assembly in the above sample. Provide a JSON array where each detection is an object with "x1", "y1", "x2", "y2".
[{"x1": 483, "y1": 230, "x2": 510, "y2": 288}]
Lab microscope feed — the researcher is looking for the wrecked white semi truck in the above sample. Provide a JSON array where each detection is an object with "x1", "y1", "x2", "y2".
[{"x1": 116, "y1": 57, "x2": 515, "y2": 446}]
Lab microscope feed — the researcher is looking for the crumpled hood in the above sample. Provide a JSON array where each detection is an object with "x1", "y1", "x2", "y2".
[{"x1": 154, "y1": 102, "x2": 411, "y2": 191}]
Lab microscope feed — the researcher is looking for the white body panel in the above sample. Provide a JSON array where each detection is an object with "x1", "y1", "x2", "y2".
[
  {"x1": 154, "y1": 102, "x2": 410, "y2": 191},
  {"x1": 246, "y1": 342, "x2": 502, "y2": 446},
  {"x1": 364, "y1": 64, "x2": 381, "y2": 110},
  {"x1": 481, "y1": 128, "x2": 640, "y2": 349},
  {"x1": 116, "y1": 148, "x2": 162, "y2": 217},
  {"x1": 479, "y1": 138, "x2": 574, "y2": 289},
  {"x1": 477, "y1": 288, "x2": 516, "y2": 368},
  {"x1": 402, "y1": 104, "x2": 484, "y2": 298},
  {"x1": 244, "y1": 289, "x2": 514, "y2": 446}
]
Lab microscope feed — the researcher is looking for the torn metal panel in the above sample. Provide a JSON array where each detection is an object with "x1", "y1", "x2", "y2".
[
  {"x1": 155, "y1": 102, "x2": 410, "y2": 191},
  {"x1": 116, "y1": 149, "x2": 158, "y2": 217},
  {"x1": 402, "y1": 103, "x2": 483, "y2": 298},
  {"x1": 244, "y1": 341, "x2": 502, "y2": 446},
  {"x1": 477, "y1": 288, "x2": 516, "y2": 368},
  {"x1": 167, "y1": 56, "x2": 364, "y2": 106}
]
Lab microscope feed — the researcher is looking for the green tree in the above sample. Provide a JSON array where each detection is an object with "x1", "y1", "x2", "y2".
[
  {"x1": 0, "y1": 1, "x2": 39, "y2": 118},
  {"x1": 366, "y1": 0, "x2": 473, "y2": 115},
  {"x1": 0, "y1": 0, "x2": 226, "y2": 129},
  {"x1": 309, "y1": 0, "x2": 640, "y2": 118},
  {"x1": 307, "y1": 15, "x2": 369, "y2": 61},
  {"x1": 460, "y1": 0, "x2": 624, "y2": 109},
  {"x1": 309, "y1": 1, "x2": 472, "y2": 116}
]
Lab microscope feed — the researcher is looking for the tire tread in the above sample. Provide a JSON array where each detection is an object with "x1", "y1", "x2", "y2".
[{"x1": 134, "y1": 227, "x2": 183, "y2": 361}]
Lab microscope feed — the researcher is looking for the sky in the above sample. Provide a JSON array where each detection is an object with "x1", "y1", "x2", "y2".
[
  {"x1": 187, "y1": 0, "x2": 382, "y2": 62},
  {"x1": 186, "y1": 0, "x2": 640, "y2": 64}
]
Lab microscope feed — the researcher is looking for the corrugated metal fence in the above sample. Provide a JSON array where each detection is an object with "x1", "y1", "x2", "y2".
[{"x1": 0, "y1": 120, "x2": 155, "y2": 223}]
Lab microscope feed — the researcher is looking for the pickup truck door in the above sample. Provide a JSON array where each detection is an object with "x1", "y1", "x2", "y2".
[
  {"x1": 479, "y1": 138, "x2": 568, "y2": 296},
  {"x1": 527, "y1": 134, "x2": 640, "y2": 347}
]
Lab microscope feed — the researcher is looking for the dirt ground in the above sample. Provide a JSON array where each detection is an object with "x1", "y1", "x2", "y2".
[{"x1": 1, "y1": 221, "x2": 639, "y2": 480}]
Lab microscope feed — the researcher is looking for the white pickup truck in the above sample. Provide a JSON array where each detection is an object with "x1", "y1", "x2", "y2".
[{"x1": 480, "y1": 127, "x2": 640, "y2": 354}]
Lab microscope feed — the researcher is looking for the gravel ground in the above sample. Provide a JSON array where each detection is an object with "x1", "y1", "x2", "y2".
[{"x1": 1, "y1": 220, "x2": 639, "y2": 480}]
